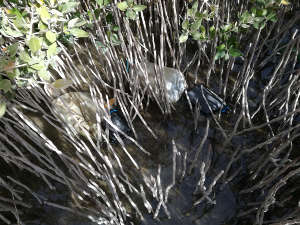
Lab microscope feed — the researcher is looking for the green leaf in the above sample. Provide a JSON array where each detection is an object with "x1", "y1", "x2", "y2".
[
  {"x1": 222, "y1": 24, "x2": 232, "y2": 32},
  {"x1": 126, "y1": 9, "x2": 137, "y2": 20},
  {"x1": 0, "y1": 79, "x2": 12, "y2": 93},
  {"x1": 13, "y1": 16, "x2": 26, "y2": 29},
  {"x1": 47, "y1": 42, "x2": 57, "y2": 58},
  {"x1": 96, "y1": 0, "x2": 110, "y2": 7},
  {"x1": 209, "y1": 25, "x2": 216, "y2": 37},
  {"x1": 68, "y1": 18, "x2": 79, "y2": 28},
  {"x1": 261, "y1": 9, "x2": 268, "y2": 16},
  {"x1": 217, "y1": 44, "x2": 226, "y2": 51},
  {"x1": 192, "y1": 1, "x2": 198, "y2": 10},
  {"x1": 229, "y1": 47, "x2": 242, "y2": 57},
  {"x1": 52, "y1": 79, "x2": 73, "y2": 89},
  {"x1": 112, "y1": 25, "x2": 120, "y2": 32},
  {"x1": 266, "y1": 12, "x2": 277, "y2": 22},
  {"x1": 7, "y1": 8, "x2": 22, "y2": 17},
  {"x1": 253, "y1": 21, "x2": 260, "y2": 29},
  {"x1": 241, "y1": 23, "x2": 250, "y2": 29},
  {"x1": 214, "y1": 50, "x2": 226, "y2": 60},
  {"x1": 192, "y1": 31, "x2": 201, "y2": 40},
  {"x1": 19, "y1": 51, "x2": 31, "y2": 63},
  {"x1": 117, "y1": 1, "x2": 128, "y2": 11},
  {"x1": 191, "y1": 19, "x2": 202, "y2": 32},
  {"x1": 133, "y1": 5, "x2": 147, "y2": 12},
  {"x1": 59, "y1": 2, "x2": 80, "y2": 13},
  {"x1": 68, "y1": 18, "x2": 87, "y2": 28},
  {"x1": 87, "y1": 10, "x2": 93, "y2": 21},
  {"x1": 231, "y1": 23, "x2": 239, "y2": 33},
  {"x1": 187, "y1": 8, "x2": 195, "y2": 17},
  {"x1": 28, "y1": 57, "x2": 42, "y2": 66},
  {"x1": 7, "y1": 43, "x2": 18, "y2": 57},
  {"x1": 239, "y1": 11, "x2": 250, "y2": 23},
  {"x1": 281, "y1": 0, "x2": 290, "y2": 5},
  {"x1": 110, "y1": 33, "x2": 121, "y2": 45},
  {"x1": 69, "y1": 28, "x2": 89, "y2": 38},
  {"x1": 6, "y1": 70, "x2": 17, "y2": 80},
  {"x1": 182, "y1": 20, "x2": 189, "y2": 30},
  {"x1": 1, "y1": 27, "x2": 23, "y2": 38},
  {"x1": 200, "y1": 25, "x2": 206, "y2": 33},
  {"x1": 270, "y1": 16, "x2": 277, "y2": 23},
  {"x1": 251, "y1": 7, "x2": 256, "y2": 16},
  {"x1": 38, "y1": 68, "x2": 51, "y2": 81},
  {"x1": 38, "y1": 21, "x2": 48, "y2": 31},
  {"x1": 39, "y1": 6, "x2": 50, "y2": 24},
  {"x1": 31, "y1": 63, "x2": 45, "y2": 71},
  {"x1": 95, "y1": 41, "x2": 109, "y2": 53},
  {"x1": 0, "y1": 37, "x2": 4, "y2": 46},
  {"x1": 0, "y1": 101, "x2": 6, "y2": 118},
  {"x1": 46, "y1": 31, "x2": 57, "y2": 43},
  {"x1": 27, "y1": 67, "x2": 36, "y2": 73},
  {"x1": 29, "y1": 37, "x2": 41, "y2": 53},
  {"x1": 127, "y1": 0, "x2": 134, "y2": 7},
  {"x1": 195, "y1": 12, "x2": 203, "y2": 20},
  {"x1": 179, "y1": 34, "x2": 188, "y2": 43}
]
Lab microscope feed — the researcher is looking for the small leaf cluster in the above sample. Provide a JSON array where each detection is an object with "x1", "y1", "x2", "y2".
[
  {"x1": 86, "y1": 0, "x2": 123, "y2": 51},
  {"x1": 179, "y1": 1, "x2": 215, "y2": 43},
  {"x1": 239, "y1": 6, "x2": 277, "y2": 30},
  {"x1": 0, "y1": 0, "x2": 91, "y2": 117},
  {"x1": 0, "y1": 0, "x2": 133, "y2": 117},
  {"x1": 179, "y1": 2, "x2": 242, "y2": 60},
  {"x1": 117, "y1": 0, "x2": 147, "y2": 20},
  {"x1": 179, "y1": 0, "x2": 283, "y2": 61},
  {"x1": 87, "y1": 0, "x2": 111, "y2": 22}
]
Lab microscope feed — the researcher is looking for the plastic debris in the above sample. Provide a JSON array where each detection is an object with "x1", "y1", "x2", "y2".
[
  {"x1": 187, "y1": 84, "x2": 228, "y2": 114},
  {"x1": 52, "y1": 92, "x2": 97, "y2": 136},
  {"x1": 52, "y1": 92, "x2": 130, "y2": 141},
  {"x1": 136, "y1": 61, "x2": 187, "y2": 103},
  {"x1": 102, "y1": 108, "x2": 132, "y2": 142}
]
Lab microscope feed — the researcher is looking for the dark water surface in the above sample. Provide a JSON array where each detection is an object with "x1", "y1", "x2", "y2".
[
  {"x1": 136, "y1": 101, "x2": 238, "y2": 225},
  {"x1": 15, "y1": 96, "x2": 240, "y2": 225}
]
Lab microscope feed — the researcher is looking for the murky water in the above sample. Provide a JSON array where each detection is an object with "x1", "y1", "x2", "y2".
[
  {"x1": 135, "y1": 100, "x2": 238, "y2": 225},
  {"x1": 2, "y1": 20, "x2": 299, "y2": 224},
  {"x1": 5, "y1": 94, "x2": 240, "y2": 225}
]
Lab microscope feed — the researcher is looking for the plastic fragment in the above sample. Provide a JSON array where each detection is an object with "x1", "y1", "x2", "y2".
[
  {"x1": 187, "y1": 84, "x2": 228, "y2": 114},
  {"x1": 52, "y1": 92, "x2": 131, "y2": 142},
  {"x1": 136, "y1": 61, "x2": 187, "y2": 103},
  {"x1": 103, "y1": 108, "x2": 131, "y2": 143}
]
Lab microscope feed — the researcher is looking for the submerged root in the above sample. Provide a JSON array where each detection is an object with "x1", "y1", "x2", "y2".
[{"x1": 0, "y1": 1, "x2": 300, "y2": 225}]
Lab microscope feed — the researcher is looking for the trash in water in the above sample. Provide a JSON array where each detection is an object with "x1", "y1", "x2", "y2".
[
  {"x1": 187, "y1": 84, "x2": 228, "y2": 114},
  {"x1": 135, "y1": 61, "x2": 187, "y2": 103},
  {"x1": 52, "y1": 92, "x2": 97, "y2": 136},
  {"x1": 52, "y1": 92, "x2": 131, "y2": 141},
  {"x1": 102, "y1": 108, "x2": 132, "y2": 142}
]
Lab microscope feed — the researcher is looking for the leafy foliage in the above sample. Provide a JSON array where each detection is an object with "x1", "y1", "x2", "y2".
[
  {"x1": 117, "y1": 0, "x2": 147, "y2": 20},
  {"x1": 179, "y1": 0, "x2": 288, "y2": 61},
  {"x1": 0, "y1": 0, "x2": 131, "y2": 116},
  {"x1": 0, "y1": 0, "x2": 92, "y2": 116}
]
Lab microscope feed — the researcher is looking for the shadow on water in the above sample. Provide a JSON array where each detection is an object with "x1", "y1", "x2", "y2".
[
  {"x1": 2, "y1": 95, "x2": 241, "y2": 225},
  {"x1": 119, "y1": 99, "x2": 239, "y2": 225}
]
